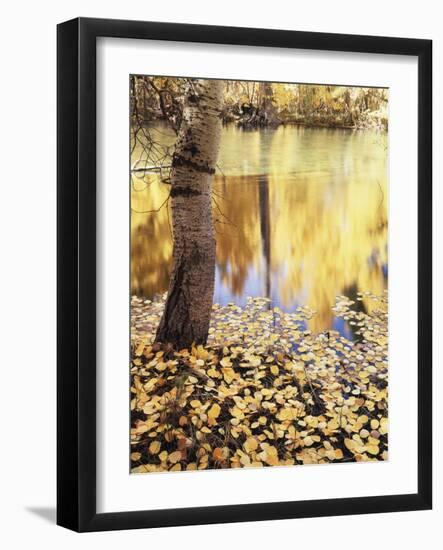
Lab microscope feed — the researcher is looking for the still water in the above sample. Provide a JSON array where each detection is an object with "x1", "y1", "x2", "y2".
[{"x1": 131, "y1": 124, "x2": 388, "y2": 337}]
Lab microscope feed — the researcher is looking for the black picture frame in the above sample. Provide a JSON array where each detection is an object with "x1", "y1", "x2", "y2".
[{"x1": 57, "y1": 17, "x2": 432, "y2": 532}]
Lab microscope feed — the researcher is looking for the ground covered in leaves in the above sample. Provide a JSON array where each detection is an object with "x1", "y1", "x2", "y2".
[{"x1": 130, "y1": 292, "x2": 388, "y2": 473}]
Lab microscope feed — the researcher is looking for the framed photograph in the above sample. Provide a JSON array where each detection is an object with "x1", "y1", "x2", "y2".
[{"x1": 57, "y1": 17, "x2": 432, "y2": 532}]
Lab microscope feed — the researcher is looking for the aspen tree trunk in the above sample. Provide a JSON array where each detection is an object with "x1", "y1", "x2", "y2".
[{"x1": 155, "y1": 79, "x2": 223, "y2": 348}]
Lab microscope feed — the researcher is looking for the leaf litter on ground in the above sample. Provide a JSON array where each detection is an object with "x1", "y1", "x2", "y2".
[{"x1": 130, "y1": 291, "x2": 388, "y2": 473}]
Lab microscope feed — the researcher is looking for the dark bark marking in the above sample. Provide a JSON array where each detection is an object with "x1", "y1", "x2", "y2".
[
  {"x1": 171, "y1": 152, "x2": 216, "y2": 174},
  {"x1": 170, "y1": 186, "x2": 202, "y2": 198},
  {"x1": 184, "y1": 143, "x2": 199, "y2": 156},
  {"x1": 188, "y1": 94, "x2": 199, "y2": 104}
]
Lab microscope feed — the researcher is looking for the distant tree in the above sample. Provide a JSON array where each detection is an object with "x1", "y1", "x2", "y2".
[
  {"x1": 257, "y1": 81, "x2": 280, "y2": 126},
  {"x1": 237, "y1": 81, "x2": 280, "y2": 128}
]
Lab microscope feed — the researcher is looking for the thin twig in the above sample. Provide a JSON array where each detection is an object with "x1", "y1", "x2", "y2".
[{"x1": 131, "y1": 193, "x2": 170, "y2": 214}]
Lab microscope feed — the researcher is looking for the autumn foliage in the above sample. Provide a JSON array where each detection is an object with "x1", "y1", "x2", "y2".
[{"x1": 131, "y1": 293, "x2": 388, "y2": 472}]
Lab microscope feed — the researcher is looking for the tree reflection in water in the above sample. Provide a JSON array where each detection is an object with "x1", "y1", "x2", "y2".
[{"x1": 131, "y1": 124, "x2": 388, "y2": 338}]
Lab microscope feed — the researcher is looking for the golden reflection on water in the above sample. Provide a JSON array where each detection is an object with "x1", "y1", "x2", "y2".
[{"x1": 131, "y1": 125, "x2": 388, "y2": 336}]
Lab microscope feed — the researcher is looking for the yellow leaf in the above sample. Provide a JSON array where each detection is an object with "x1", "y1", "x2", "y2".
[
  {"x1": 149, "y1": 440, "x2": 161, "y2": 455},
  {"x1": 334, "y1": 448, "x2": 344, "y2": 460},
  {"x1": 220, "y1": 357, "x2": 232, "y2": 368},
  {"x1": 366, "y1": 444, "x2": 379, "y2": 455},
  {"x1": 249, "y1": 356, "x2": 261, "y2": 367},
  {"x1": 213, "y1": 447, "x2": 229, "y2": 461},
  {"x1": 327, "y1": 418, "x2": 339, "y2": 431},
  {"x1": 193, "y1": 344, "x2": 210, "y2": 360},
  {"x1": 168, "y1": 451, "x2": 182, "y2": 464},
  {"x1": 208, "y1": 403, "x2": 221, "y2": 420},
  {"x1": 277, "y1": 407, "x2": 299, "y2": 421},
  {"x1": 135, "y1": 342, "x2": 145, "y2": 356},
  {"x1": 244, "y1": 437, "x2": 258, "y2": 453},
  {"x1": 230, "y1": 406, "x2": 244, "y2": 419},
  {"x1": 208, "y1": 403, "x2": 221, "y2": 426},
  {"x1": 263, "y1": 446, "x2": 279, "y2": 465},
  {"x1": 222, "y1": 367, "x2": 235, "y2": 384}
]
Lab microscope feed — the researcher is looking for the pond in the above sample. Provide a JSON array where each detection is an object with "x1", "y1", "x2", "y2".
[{"x1": 131, "y1": 124, "x2": 388, "y2": 338}]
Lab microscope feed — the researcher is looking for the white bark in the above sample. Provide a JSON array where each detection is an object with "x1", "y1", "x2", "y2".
[{"x1": 155, "y1": 79, "x2": 223, "y2": 348}]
